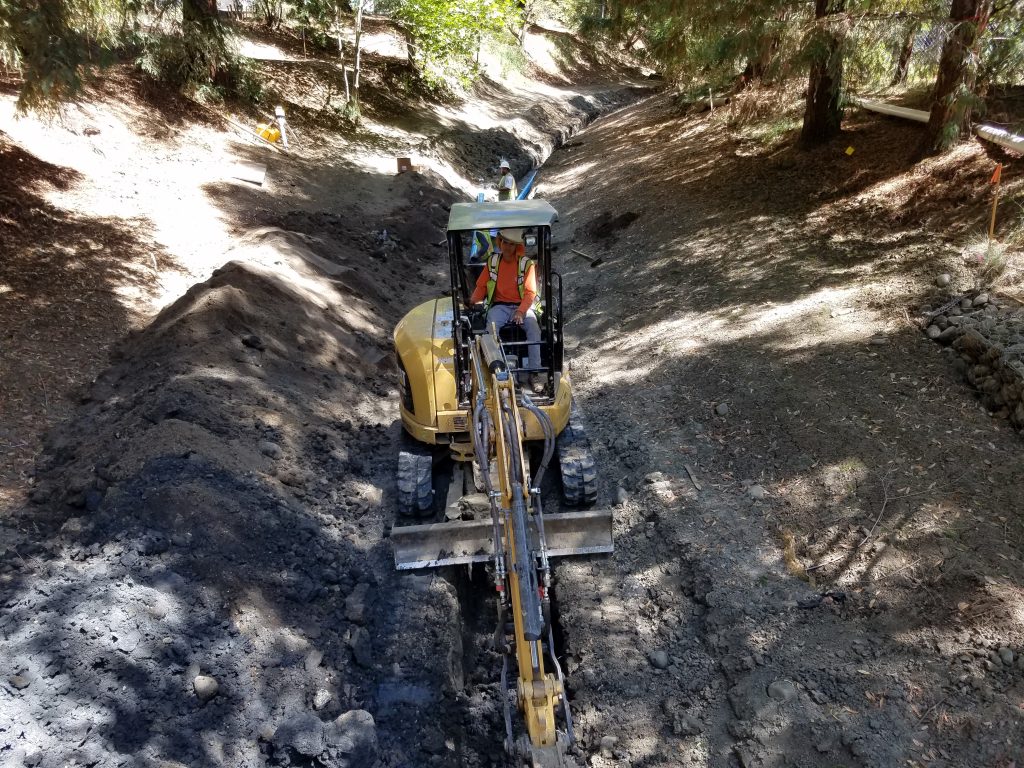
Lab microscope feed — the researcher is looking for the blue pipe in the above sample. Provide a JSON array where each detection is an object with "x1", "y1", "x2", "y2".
[{"x1": 517, "y1": 169, "x2": 538, "y2": 200}]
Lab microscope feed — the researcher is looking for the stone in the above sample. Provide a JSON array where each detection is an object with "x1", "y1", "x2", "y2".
[
  {"x1": 715, "y1": 402, "x2": 729, "y2": 416},
  {"x1": 674, "y1": 713, "x2": 703, "y2": 737},
  {"x1": 926, "y1": 325, "x2": 942, "y2": 339},
  {"x1": 961, "y1": 298, "x2": 973, "y2": 310},
  {"x1": 259, "y1": 441, "x2": 283, "y2": 460},
  {"x1": 193, "y1": 675, "x2": 219, "y2": 702},
  {"x1": 325, "y1": 710, "x2": 378, "y2": 764},
  {"x1": 241, "y1": 334, "x2": 266, "y2": 350},
  {"x1": 349, "y1": 627, "x2": 374, "y2": 669},
  {"x1": 273, "y1": 713, "x2": 326, "y2": 757},
  {"x1": 615, "y1": 486, "x2": 628, "y2": 507},
  {"x1": 9, "y1": 674, "x2": 30, "y2": 690},
  {"x1": 747, "y1": 484, "x2": 768, "y2": 500},
  {"x1": 936, "y1": 326, "x2": 962, "y2": 345},
  {"x1": 305, "y1": 649, "x2": 324, "y2": 672},
  {"x1": 767, "y1": 679, "x2": 797, "y2": 703},
  {"x1": 869, "y1": 334, "x2": 888, "y2": 345},
  {"x1": 345, "y1": 583, "x2": 371, "y2": 625},
  {"x1": 648, "y1": 649, "x2": 670, "y2": 669},
  {"x1": 644, "y1": 471, "x2": 665, "y2": 484},
  {"x1": 974, "y1": 293, "x2": 989, "y2": 307},
  {"x1": 314, "y1": 688, "x2": 332, "y2": 710},
  {"x1": 599, "y1": 735, "x2": 618, "y2": 757},
  {"x1": 936, "y1": 273, "x2": 951, "y2": 287},
  {"x1": 998, "y1": 647, "x2": 1014, "y2": 666}
]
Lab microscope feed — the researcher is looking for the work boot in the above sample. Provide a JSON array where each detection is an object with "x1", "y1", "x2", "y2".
[{"x1": 530, "y1": 374, "x2": 546, "y2": 395}]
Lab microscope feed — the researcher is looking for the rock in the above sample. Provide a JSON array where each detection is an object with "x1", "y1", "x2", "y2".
[
  {"x1": 961, "y1": 298, "x2": 973, "y2": 310},
  {"x1": 746, "y1": 484, "x2": 767, "y2": 500},
  {"x1": 9, "y1": 674, "x2": 30, "y2": 690},
  {"x1": 599, "y1": 735, "x2": 618, "y2": 757},
  {"x1": 926, "y1": 325, "x2": 942, "y2": 339},
  {"x1": 259, "y1": 441, "x2": 283, "y2": 460},
  {"x1": 305, "y1": 649, "x2": 324, "y2": 672},
  {"x1": 648, "y1": 649, "x2": 670, "y2": 669},
  {"x1": 974, "y1": 293, "x2": 989, "y2": 307},
  {"x1": 767, "y1": 679, "x2": 797, "y2": 703},
  {"x1": 998, "y1": 646, "x2": 1014, "y2": 666},
  {"x1": 193, "y1": 675, "x2": 219, "y2": 702},
  {"x1": 615, "y1": 486, "x2": 628, "y2": 507},
  {"x1": 349, "y1": 627, "x2": 374, "y2": 668},
  {"x1": 936, "y1": 326, "x2": 962, "y2": 345},
  {"x1": 241, "y1": 334, "x2": 266, "y2": 350},
  {"x1": 644, "y1": 471, "x2": 665, "y2": 484},
  {"x1": 273, "y1": 713, "x2": 326, "y2": 757},
  {"x1": 674, "y1": 713, "x2": 703, "y2": 737},
  {"x1": 715, "y1": 402, "x2": 729, "y2": 416},
  {"x1": 325, "y1": 710, "x2": 378, "y2": 765},
  {"x1": 936, "y1": 273, "x2": 951, "y2": 287},
  {"x1": 345, "y1": 583, "x2": 371, "y2": 625},
  {"x1": 314, "y1": 688, "x2": 333, "y2": 711},
  {"x1": 869, "y1": 334, "x2": 888, "y2": 345}
]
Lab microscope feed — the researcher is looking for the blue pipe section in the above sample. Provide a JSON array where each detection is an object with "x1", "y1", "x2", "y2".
[{"x1": 517, "y1": 169, "x2": 538, "y2": 200}]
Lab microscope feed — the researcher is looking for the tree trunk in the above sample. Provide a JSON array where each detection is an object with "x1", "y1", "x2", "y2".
[
  {"x1": 182, "y1": 0, "x2": 218, "y2": 26},
  {"x1": 891, "y1": 22, "x2": 918, "y2": 85},
  {"x1": 919, "y1": 0, "x2": 992, "y2": 156},
  {"x1": 353, "y1": 0, "x2": 364, "y2": 103},
  {"x1": 799, "y1": 0, "x2": 846, "y2": 148}
]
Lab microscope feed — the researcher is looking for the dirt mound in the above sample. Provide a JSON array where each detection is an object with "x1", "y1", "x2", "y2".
[{"x1": 0, "y1": 231, "x2": 476, "y2": 767}]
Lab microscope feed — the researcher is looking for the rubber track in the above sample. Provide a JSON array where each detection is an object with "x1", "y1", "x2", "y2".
[
  {"x1": 397, "y1": 450, "x2": 434, "y2": 517},
  {"x1": 556, "y1": 404, "x2": 598, "y2": 507}
]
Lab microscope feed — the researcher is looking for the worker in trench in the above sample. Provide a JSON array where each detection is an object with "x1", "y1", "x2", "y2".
[
  {"x1": 496, "y1": 158, "x2": 518, "y2": 201},
  {"x1": 470, "y1": 228, "x2": 545, "y2": 394}
]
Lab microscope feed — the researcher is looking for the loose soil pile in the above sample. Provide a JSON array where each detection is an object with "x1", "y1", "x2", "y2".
[{"x1": 0, "y1": 219, "x2": 484, "y2": 767}]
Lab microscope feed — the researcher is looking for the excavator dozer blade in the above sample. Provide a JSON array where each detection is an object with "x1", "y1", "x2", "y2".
[{"x1": 392, "y1": 509, "x2": 614, "y2": 570}]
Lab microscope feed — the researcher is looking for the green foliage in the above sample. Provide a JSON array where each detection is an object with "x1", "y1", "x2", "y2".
[
  {"x1": 137, "y1": 21, "x2": 261, "y2": 103},
  {"x1": 386, "y1": 0, "x2": 519, "y2": 85},
  {"x1": 0, "y1": 0, "x2": 87, "y2": 111}
]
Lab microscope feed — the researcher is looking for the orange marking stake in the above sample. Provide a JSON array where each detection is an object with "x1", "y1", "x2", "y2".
[{"x1": 989, "y1": 163, "x2": 1003, "y2": 242}]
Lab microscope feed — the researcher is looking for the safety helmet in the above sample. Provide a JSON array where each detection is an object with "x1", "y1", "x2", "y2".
[
  {"x1": 499, "y1": 158, "x2": 510, "y2": 170},
  {"x1": 498, "y1": 228, "x2": 524, "y2": 244}
]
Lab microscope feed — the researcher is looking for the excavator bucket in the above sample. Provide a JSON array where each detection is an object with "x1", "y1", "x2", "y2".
[{"x1": 391, "y1": 509, "x2": 613, "y2": 570}]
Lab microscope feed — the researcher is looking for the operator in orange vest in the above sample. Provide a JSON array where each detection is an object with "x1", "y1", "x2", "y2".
[{"x1": 470, "y1": 227, "x2": 544, "y2": 394}]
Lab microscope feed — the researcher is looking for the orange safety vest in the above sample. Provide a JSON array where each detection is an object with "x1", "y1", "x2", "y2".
[{"x1": 484, "y1": 251, "x2": 541, "y2": 314}]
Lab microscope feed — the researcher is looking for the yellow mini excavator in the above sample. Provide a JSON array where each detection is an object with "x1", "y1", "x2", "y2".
[{"x1": 391, "y1": 200, "x2": 614, "y2": 767}]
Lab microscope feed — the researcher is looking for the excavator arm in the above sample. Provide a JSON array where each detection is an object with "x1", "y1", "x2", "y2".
[{"x1": 472, "y1": 332, "x2": 573, "y2": 766}]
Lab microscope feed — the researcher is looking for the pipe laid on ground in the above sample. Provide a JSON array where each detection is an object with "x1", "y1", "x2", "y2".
[
  {"x1": 854, "y1": 97, "x2": 1024, "y2": 155},
  {"x1": 975, "y1": 124, "x2": 1024, "y2": 155},
  {"x1": 854, "y1": 98, "x2": 929, "y2": 124}
]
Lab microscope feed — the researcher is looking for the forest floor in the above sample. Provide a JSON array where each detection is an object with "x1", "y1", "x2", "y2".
[{"x1": 3, "y1": 16, "x2": 1024, "y2": 768}]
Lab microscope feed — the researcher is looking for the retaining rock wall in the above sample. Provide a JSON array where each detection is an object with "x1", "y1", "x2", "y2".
[{"x1": 925, "y1": 293, "x2": 1024, "y2": 428}]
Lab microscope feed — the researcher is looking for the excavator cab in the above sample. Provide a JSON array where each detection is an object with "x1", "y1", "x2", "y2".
[{"x1": 393, "y1": 200, "x2": 602, "y2": 525}]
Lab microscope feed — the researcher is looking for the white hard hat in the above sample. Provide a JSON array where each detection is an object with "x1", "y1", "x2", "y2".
[
  {"x1": 498, "y1": 228, "x2": 524, "y2": 244},
  {"x1": 499, "y1": 158, "x2": 510, "y2": 169}
]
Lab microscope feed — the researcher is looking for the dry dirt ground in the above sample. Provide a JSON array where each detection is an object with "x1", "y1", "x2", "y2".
[
  {"x1": 544, "y1": 93, "x2": 1024, "y2": 767},
  {"x1": 4, "y1": 19, "x2": 1024, "y2": 768},
  {"x1": 0, "y1": 21, "x2": 647, "y2": 768}
]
